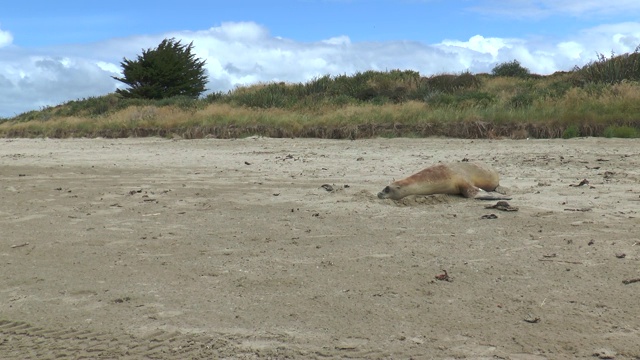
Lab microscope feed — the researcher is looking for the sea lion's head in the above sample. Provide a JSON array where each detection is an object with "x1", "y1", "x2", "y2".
[{"x1": 377, "y1": 184, "x2": 404, "y2": 200}]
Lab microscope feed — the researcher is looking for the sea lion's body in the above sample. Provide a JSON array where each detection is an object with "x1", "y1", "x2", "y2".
[{"x1": 377, "y1": 162, "x2": 509, "y2": 200}]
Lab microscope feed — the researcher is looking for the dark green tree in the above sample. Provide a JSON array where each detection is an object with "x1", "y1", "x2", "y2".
[
  {"x1": 491, "y1": 60, "x2": 530, "y2": 78},
  {"x1": 113, "y1": 38, "x2": 208, "y2": 99}
]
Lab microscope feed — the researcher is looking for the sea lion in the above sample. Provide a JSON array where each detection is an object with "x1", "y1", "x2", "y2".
[{"x1": 377, "y1": 162, "x2": 510, "y2": 200}]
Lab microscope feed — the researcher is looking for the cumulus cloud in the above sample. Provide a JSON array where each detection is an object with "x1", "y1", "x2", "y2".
[
  {"x1": 1, "y1": 20, "x2": 640, "y2": 117},
  {"x1": 435, "y1": 22, "x2": 640, "y2": 75},
  {"x1": 0, "y1": 49, "x2": 120, "y2": 117},
  {"x1": 0, "y1": 28, "x2": 12, "y2": 48}
]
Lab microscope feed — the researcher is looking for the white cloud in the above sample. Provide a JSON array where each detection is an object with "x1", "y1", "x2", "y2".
[
  {"x1": 0, "y1": 49, "x2": 119, "y2": 117},
  {"x1": 580, "y1": 22, "x2": 640, "y2": 52},
  {"x1": 96, "y1": 61, "x2": 121, "y2": 74},
  {"x1": 557, "y1": 41, "x2": 585, "y2": 60},
  {"x1": 2, "y1": 21, "x2": 640, "y2": 117},
  {"x1": 210, "y1": 21, "x2": 270, "y2": 42},
  {"x1": 0, "y1": 28, "x2": 12, "y2": 48},
  {"x1": 322, "y1": 36, "x2": 351, "y2": 46},
  {"x1": 439, "y1": 35, "x2": 518, "y2": 58}
]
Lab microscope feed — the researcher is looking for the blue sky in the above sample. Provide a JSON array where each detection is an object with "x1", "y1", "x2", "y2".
[{"x1": 2, "y1": 0, "x2": 640, "y2": 117}]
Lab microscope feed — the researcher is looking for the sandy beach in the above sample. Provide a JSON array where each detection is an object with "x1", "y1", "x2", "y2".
[{"x1": 1, "y1": 137, "x2": 639, "y2": 359}]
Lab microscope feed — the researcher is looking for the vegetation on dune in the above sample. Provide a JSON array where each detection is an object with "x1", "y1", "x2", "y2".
[
  {"x1": 491, "y1": 60, "x2": 531, "y2": 78},
  {"x1": 573, "y1": 46, "x2": 640, "y2": 85},
  {"x1": 1, "y1": 45, "x2": 640, "y2": 139}
]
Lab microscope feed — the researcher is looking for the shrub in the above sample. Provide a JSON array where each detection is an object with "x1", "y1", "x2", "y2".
[
  {"x1": 460, "y1": 91, "x2": 496, "y2": 108},
  {"x1": 204, "y1": 91, "x2": 226, "y2": 103},
  {"x1": 509, "y1": 92, "x2": 534, "y2": 108},
  {"x1": 543, "y1": 80, "x2": 573, "y2": 98},
  {"x1": 603, "y1": 125, "x2": 639, "y2": 138},
  {"x1": 156, "y1": 95, "x2": 203, "y2": 111},
  {"x1": 562, "y1": 125, "x2": 580, "y2": 139},
  {"x1": 422, "y1": 72, "x2": 481, "y2": 93},
  {"x1": 492, "y1": 60, "x2": 531, "y2": 78},
  {"x1": 425, "y1": 90, "x2": 495, "y2": 108},
  {"x1": 229, "y1": 83, "x2": 297, "y2": 109}
]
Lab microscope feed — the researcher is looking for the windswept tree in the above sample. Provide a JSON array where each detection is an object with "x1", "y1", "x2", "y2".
[{"x1": 113, "y1": 38, "x2": 208, "y2": 99}]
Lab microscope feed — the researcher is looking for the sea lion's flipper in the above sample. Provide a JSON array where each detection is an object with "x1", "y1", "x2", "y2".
[
  {"x1": 493, "y1": 185, "x2": 509, "y2": 195},
  {"x1": 474, "y1": 189, "x2": 512, "y2": 201}
]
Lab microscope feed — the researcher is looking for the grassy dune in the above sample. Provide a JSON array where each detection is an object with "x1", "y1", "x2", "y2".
[{"x1": 2, "y1": 53, "x2": 640, "y2": 139}]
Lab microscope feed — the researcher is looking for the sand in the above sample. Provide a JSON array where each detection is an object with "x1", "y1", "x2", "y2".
[{"x1": 0, "y1": 137, "x2": 639, "y2": 359}]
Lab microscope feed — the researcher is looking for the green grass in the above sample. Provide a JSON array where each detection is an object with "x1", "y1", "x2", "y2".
[
  {"x1": 603, "y1": 125, "x2": 640, "y2": 138},
  {"x1": 562, "y1": 125, "x2": 580, "y2": 139}
]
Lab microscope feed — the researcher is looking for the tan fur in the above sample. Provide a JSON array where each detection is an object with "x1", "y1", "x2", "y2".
[{"x1": 377, "y1": 162, "x2": 504, "y2": 200}]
